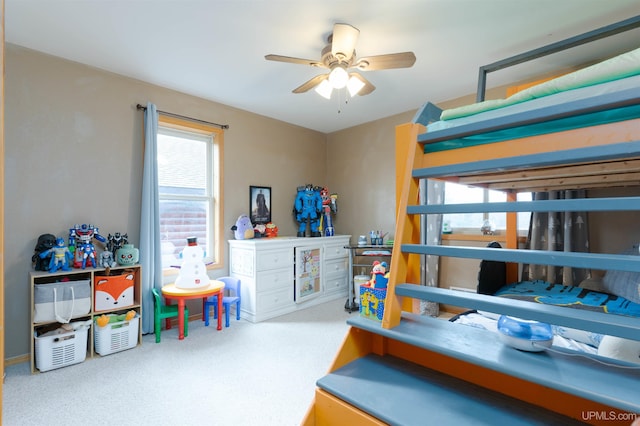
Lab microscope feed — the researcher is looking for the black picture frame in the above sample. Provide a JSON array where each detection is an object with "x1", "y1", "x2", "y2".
[{"x1": 250, "y1": 186, "x2": 271, "y2": 224}]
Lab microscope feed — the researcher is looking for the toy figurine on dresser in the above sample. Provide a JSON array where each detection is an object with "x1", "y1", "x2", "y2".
[
  {"x1": 175, "y1": 237, "x2": 209, "y2": 289},
  {"x1": 294, "y1": 184, "x2": 323, "y2": 237},
  {"x1": 319, "y1": 187, "x2": 338, "y2": 237}
]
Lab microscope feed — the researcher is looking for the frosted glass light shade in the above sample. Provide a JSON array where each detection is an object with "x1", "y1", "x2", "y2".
[
  {"x1": 347, "y1": 76, "x2": 365, "y2": 96},
  {"x1": 328, "y1": 66, "x2": 349, "y2": 89},
  {"x1": 314, "y1": 80, "x2": 333, "y2": 99}
]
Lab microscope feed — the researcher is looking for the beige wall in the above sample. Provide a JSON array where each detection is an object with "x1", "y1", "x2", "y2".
[
  {"x1": 325, "y1": 111, "x2": 414, "y2": 243},
  {"x1": 5, "y1": 45, "x2": 327, "y2": 359}
]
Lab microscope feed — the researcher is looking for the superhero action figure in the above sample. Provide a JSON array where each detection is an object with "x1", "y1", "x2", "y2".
[
  {"x1": 69, "y1": 223, "x2": 106, "y2": 269},
  {"x1": 294, "y1": 184, "x2": 323, "y2": 237},
  {"x1": 39, "y1": 237, "x2": 73, "y2": 272},
  {"x1": 319, "y1": 187, "x2": 338, "y2": 236}
]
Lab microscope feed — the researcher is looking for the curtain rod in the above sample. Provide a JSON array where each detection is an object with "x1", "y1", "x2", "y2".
[{"x1": 136, "y1": 104, "x2": 229, "y2": 129}]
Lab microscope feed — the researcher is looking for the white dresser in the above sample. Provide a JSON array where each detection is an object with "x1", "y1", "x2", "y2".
[{"x1": 229, "y1": 235, "x2": 350, "y2": 322}]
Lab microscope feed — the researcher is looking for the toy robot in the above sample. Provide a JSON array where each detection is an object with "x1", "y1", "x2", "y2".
[
  {"x1": 99, "y1": 250, "x2": 117, "y2": 268},
  {"x1": 107, "y1": 232, "x2": 128, "y2": 256},
  {"x1": 294, "y1": 184, "x2": 323, "y2": 237},
  {"x1": 69, "y1": 223, "x2": 106, "y2": 269},
  {"x1": 319, "y1": 187, "x2": 338, "y2": 236},
  {"x1": 39, "y1": 237, "x2": 73, "y2": 272}
]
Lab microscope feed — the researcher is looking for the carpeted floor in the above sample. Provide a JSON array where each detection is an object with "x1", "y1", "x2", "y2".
[{"x1": 3, "y1": 300, "x2": 353, "y2": 426}]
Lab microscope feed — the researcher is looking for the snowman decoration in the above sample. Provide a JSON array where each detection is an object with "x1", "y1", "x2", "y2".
[{"x1": 175, "y1": 237, "x2": 209, "y2": 289}]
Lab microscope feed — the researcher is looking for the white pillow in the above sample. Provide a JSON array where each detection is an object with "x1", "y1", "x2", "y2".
[{"x1": 597, "y1": 335, "x2": 640, "y2": 365}]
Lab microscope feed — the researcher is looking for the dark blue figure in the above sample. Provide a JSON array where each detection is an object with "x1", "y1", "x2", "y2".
[{"x1": 294, "y1": 184, "x2": 323, "y2": 237}]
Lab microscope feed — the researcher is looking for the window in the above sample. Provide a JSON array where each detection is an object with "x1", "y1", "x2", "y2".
[
  {"x1": 157, "y1": 116, "x2": 223, "y2": 271},
  {"x1": 443, "y1": 182, "x2": 531, "y2": 233}
]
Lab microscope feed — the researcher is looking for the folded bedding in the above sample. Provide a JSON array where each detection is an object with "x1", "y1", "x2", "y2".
[{"x1": 440, "y1": 46, "x2": 640, "y2": 121}]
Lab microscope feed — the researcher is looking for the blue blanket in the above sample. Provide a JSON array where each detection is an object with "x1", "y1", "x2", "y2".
[{"x1": 495, "y1": 280, "x2": 640, "y2": 318}]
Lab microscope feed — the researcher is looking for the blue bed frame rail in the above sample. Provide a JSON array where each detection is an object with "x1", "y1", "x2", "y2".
[{"x1": 476, "y1": 14, "x2": 640, "y2": 102}]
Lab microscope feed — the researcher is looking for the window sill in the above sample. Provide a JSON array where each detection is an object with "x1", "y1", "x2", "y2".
[{"x1": 441, "y1": 233, "x2": 527, "y2": 244}]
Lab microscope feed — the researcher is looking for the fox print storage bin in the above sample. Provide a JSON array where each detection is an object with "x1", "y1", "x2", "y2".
[{"x1": 93, "y1": 271, "x2": 135, "y2": 312}]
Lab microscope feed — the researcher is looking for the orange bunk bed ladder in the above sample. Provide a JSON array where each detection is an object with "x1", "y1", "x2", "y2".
[{"x1": 382, "y1": 122, "x2": 425, "y2": 329}]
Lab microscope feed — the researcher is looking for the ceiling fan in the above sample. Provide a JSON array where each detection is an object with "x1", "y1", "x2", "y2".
[{"x1": 265, "y1": 23, "x2": 416, "y2": 99}]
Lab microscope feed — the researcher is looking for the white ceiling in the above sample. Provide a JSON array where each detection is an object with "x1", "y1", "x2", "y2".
[{"x1": 5, "y1": 1, "x2": 640, "y2": 133}]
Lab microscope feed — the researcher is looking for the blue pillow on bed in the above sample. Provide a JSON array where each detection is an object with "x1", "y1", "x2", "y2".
[{"x1": 601, "y1": 247, "x2": 640, "y2": 304}]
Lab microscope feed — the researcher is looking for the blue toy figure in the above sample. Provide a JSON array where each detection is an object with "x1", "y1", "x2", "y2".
[
  {"x1": 294, "y1": 184, "x2": 323, "y2": 237},
  {"x1": 39, "y1": 237, "x2": 73, "y2": 272},
  {"x1": 69, "y1": 223, "x2": 106, "y2": 269}
]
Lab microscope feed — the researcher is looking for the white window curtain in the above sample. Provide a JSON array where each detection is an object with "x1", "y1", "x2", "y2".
[{"x1": 139, "y1": 102, "x2": 162, "y2": 334}]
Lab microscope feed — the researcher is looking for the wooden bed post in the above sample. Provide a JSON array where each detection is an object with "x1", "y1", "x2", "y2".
[{"x1": 384, "y1": 122, "x2": 424, "y2": 329}]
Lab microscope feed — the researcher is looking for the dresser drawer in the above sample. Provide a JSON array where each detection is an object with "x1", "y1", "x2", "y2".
[
  {"x1": 256, "y1": 287, "x2": 293, "y2": 312},
  {"x1": 324, "y1": 273, "x2": 348, "y2": 294},
  {"x1": 256, "y1": 248, "x2": 292, "y2": 271},
  {"x1": 325, "y1": 257, "x2": 348, "y2": 276},
  {"x1": 256, "y1": 267, "x2": 293, "y2": 293},
  {"x1": 324, "y1": 243, "x2": 348, "y2": 260}
]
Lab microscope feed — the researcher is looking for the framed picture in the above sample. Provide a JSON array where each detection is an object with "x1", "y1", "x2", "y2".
[
  {"x1": 250, "y1": 186, "x2": 271, "y2": 224},
  {"x1": 295, "y1": 246, "x2": 323, "y2": 303}
]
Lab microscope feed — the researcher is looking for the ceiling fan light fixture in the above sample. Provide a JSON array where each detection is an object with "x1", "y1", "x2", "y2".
[
  {"x1": 328, "y1": 65, "x2": 349, "y2": 89},
  {"x1": 314, "y1": 79, "x2": 333, "y2": 99},
  {"x1": 346, "y1": 75, "x2": 365, "y2": 96}
]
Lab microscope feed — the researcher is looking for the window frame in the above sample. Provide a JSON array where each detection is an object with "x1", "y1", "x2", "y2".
[
  {"x1": 157, "y1": 115, "x2": 224, "y2": 275},
  {"x1": 443, "y1": 181, "x2": 531, "y2": 236}
]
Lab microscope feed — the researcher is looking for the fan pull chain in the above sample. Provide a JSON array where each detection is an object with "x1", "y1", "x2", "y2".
[{"x1": 336, "y1": 89, "x2": 351, "y2": 114}]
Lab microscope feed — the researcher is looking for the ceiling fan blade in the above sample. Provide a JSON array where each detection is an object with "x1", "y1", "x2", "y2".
[
  {"x1": 350, "y1": 73, "x2": 376, "y2": 96},
  {"x1": 331, "y1": 23, "x2": 360, "y2": 61},
  {"x1": 265, "y1": 54, "x2": 326, "y2": 68},
  {"x1": 354, "y1": 52, "x2": 416, "y2": 71},
  {"x1": 292, "y1": 74, "x2": 329, "y2": 93}
]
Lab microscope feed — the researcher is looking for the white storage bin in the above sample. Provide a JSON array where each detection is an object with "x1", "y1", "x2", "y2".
[
  {"x1": 35, "y1": 327, "x2": 88, "y2": 372},
  {"x1": 94, "y1": 315, "x2": 139, "y2": 356}
]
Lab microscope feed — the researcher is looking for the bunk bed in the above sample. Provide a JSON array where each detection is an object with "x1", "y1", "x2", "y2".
[{"x1": 303, "y1": 15, "x2": 640, "y2": 426}]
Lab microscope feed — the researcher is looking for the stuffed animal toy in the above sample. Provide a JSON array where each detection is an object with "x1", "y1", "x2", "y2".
[
  {"x1": 265, "y1": 222, "x2": 279, "y2": 237},
  {"x1": 96, "y1": 310, "x2": 137, "y2": 327},
  {"x1": 370, "y1": 261, "x2": 389, "y2": 288},
  {"x1": 231, "y1": 214, "x2": 255, "y2": 240},
  {"x1": 254, "y1": 223, "x2": 267, "y2": 237}
]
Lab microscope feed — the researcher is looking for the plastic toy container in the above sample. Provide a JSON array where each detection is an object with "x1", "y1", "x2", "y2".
[
  {"x1": 94, "y1": 315, "x2": 139, "y2": 356},
  {"x1": 35, "y1": 327, "x2": 88, "y2": 372}
]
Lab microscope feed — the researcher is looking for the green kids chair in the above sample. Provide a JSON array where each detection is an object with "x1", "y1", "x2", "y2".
[{"x1": 151, "y1": 287, "x2": 189, "y2": 343}]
